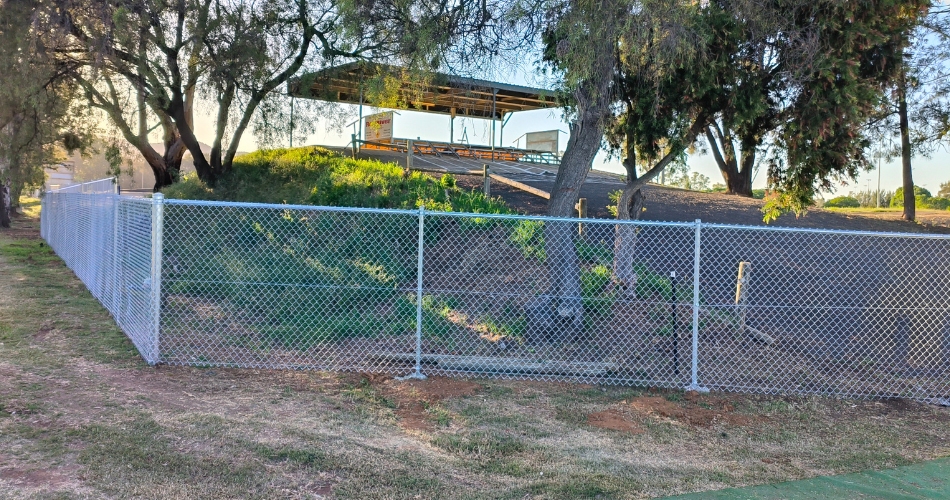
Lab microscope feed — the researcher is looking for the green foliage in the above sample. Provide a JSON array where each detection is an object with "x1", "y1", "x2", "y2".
[
  {"x1": 633, "y1": 264, "x2": 674, "y2": 301},
  {"x1": 752, "y1": 189, "x2": 766, "y2": 200},
  {"x1": 160, "y1": 147, "x2": 526, "y2": 348},
  {"x1": 509, "y1": 220, "x2": 546, "y2": 261},
  {"x1": 926, "y1": 197, "x2": 950, "y2": 210},
  {"x1": 824, "y1": 196, "x2": 861, "y2": 208},
  {"x1": 770, "y1": 0, "x2": 925, "y2": 212},
  {"x1": 607, "y1": 190, "x2": 622, "y2": 217},
  {"x1": 891, "y1": 186, "x2": 934, "y2": 208},
  {"x1": 762, "y1": 190, "x2": 814, "y2": 223},
  {"x1": 939, "y1": 181, "x2": 950, "y2": 199},
  {"x1": 163, "y1": 146, "x2": 515, "y2": 214},
  {"x1": 581, "y1": 265, "x2": 615, "y2": 319},
  {"x1": 576, "y1": 240, "x2": 612, "y2": 266}
]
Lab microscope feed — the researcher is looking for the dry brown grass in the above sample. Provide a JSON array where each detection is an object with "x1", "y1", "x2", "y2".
[{"x1": 1, "y1": 207, "x2": 950, "y2": 499}]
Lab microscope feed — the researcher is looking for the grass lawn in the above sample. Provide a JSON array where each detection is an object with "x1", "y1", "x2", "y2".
[{"x1": 2, "y1": 204, "x2": 950, "y2": 499}]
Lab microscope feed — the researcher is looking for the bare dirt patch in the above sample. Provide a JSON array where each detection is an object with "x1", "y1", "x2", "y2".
[
  {"x1": 0, "y1": 464, "x2": 79, "y2": 489},
  {"x1": 371, "y1": 375, "x2": 481, "y2": 431},
  {"x1": 627, "y1": 392, "x2": 759, "y2": 428},
  {"x1": 587, "y1": 409, "x2": 645, "y2": 434}
]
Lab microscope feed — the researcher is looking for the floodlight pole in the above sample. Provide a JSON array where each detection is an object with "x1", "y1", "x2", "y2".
[{"x1": 877, "y1": 147, "x2": 882, "y2": 208}]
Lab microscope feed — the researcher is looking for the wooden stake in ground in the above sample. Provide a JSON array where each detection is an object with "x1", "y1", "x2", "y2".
[
  {"x1": 735, "y1": 261, "x2": 775, "y2": 345},
  {"x1": 735, "y1": 261, "x2": 751, "y2": 333},
  {"x1": 483, "y1": 164, "x2": 490, "y2": 196},
  {"x1": 577, "y1": 197, "x2": 587, "y2": 235}
]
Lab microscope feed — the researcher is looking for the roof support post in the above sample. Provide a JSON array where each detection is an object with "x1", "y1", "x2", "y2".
[
  {"x1": 491, "y1": 89, "x2": 497, "y2": 161},
  {"x1": 450, "y1": 108, "x2": 456, "y2": 144}
]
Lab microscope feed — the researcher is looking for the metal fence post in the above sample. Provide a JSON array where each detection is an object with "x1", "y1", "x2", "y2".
[
  {"x1": 111, "y1": 192, "x2": 122, "y2": 327},
  {"x1": 689, "y1": 218, "x2": 709, "y2": 392},
  {"x1": 398, "y1": 204, "x2": 427, "y2": 380},
  {"x1": 148, "y1": 193, "x2": 165, "y2": 366}
]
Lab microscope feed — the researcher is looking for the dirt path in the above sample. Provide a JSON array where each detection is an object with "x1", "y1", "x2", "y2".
[
  {"x1": 3, "y1": 210, "x2": 950, "y2": 499},
  {"x1": 453, "y1": 174, "x2": 950, "y2": 234}
]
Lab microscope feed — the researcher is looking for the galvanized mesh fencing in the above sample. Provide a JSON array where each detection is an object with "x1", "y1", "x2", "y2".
[{"x1": 40, "y1": 179, "x2": 950, "y2": 399}]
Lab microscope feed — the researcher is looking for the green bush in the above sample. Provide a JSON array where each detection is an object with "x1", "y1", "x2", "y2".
[
  {"x1": 891, "y1": 186, "x2": 933, "y2": 208},
  {"x1": 752, "y1": 189, "x2": 766, "y2": 199},
  {"x1": 581, "y1": 265, "x2": 616, "y2": 322},
  {"x1": 926, "y1": 197, "x2": 950, "y2": 210},
  {"x1": 824, "y1": 196, "x2": 861, "y2": 208}
]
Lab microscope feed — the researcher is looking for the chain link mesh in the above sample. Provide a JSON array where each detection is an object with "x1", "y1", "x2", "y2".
[
  {"x1": 38, "y1": 180, "x2": 950, "y2": 399},
  {"x1": 42, "y1": 180, "x2": 159, "y2": 363}
]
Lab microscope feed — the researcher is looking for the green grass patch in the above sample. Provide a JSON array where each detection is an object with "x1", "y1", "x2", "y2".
[{"x1": 162, "y1": 146, "x2": 517, "y2": 214}]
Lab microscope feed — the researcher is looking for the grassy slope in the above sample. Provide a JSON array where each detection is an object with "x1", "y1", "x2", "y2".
[
  {"x1": 2, "y1": 207, "x2": 950, "y2": 498},
  {"x1": 162, "y1": 146, "x2": 513, "y2": 214}
]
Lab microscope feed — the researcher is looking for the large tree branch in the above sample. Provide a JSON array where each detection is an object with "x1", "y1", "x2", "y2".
[{"x1": 624, "y1": 113, "x2": 710, "y2": 194}]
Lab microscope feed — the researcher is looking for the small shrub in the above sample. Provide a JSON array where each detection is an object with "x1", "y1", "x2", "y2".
[
  {"x1": 439, "y1": 173, "x2": 456, "y2": 189},
  {"x1": 752, "y1": 189, "x2": 767, "y2": 200},
  {"x1": 824, "y1": 196, "x2": 861, "y2": 208},
  {"x1": 509, "y1": 220, "x2": 545, "y2": 261},
  {"x1": 160, "y1": 174, "x2": 215, "y2": 200}
]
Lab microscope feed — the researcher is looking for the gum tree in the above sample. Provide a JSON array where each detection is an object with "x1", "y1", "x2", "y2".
[
  {"x1": 51, "y1": 0, "x2": 472, "y2": 190},
  {"x1": 0, "y1": 0, "x2": 89, "y2": 221}
]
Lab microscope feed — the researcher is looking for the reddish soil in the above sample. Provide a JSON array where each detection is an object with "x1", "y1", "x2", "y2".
[
  {"x1": 627, "y1": 392, "x2": 759, "y2": 427},
  {"x1": 369, "y1": 375, "x2": 482, "y2": 431},
  {"x1": 587, "y1": 390, "x2": 762, "y2": 432},
  {"x1": 587, "y1": 409, "x2": 645, "y2": 434}
]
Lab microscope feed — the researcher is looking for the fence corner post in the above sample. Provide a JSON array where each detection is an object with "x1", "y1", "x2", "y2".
[
  {"x1": 148, "y1": 193, "x2": 165, "y2": 366},
  {"x1": 689, "y1": 218, "x2": 709, "y2": 393},
  {"x1": 397, "y1": 204, "x2": 427, "y2": 381}
]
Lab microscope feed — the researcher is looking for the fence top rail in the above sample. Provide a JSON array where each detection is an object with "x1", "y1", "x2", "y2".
[
  {"x1": 701, "y1": 221, "x2": 950, "y2": 240},
  {"x1": 46, "y1": 177, "x2": 116, "y2": 193},
  {"x1": 161, "y1": 197, "x2": 699, "y2": 227},
  {"x1": 55, "y1": 180, "x2": 950, "y2": 239}
]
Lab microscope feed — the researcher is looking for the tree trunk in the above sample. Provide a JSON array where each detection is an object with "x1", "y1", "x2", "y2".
[
  {"x1": 899, "y1": 66, "x2": 914, "y2": 222},
  {"x1": 539, "y1": 47, "x2": 615, "y2": 344},
  {"x1": 706, "y1": 125, "x2": 754, "y2": 197},
  {"x1": 0, "y1": 180, "x2": 10, "y2": 228},
  {"x1": 9, "y1": 182, "x2": 22, "y2": 210},
  {"x1": 613, "y1": 134, "x2": 645, "y2": 293},
  {"x1": 139, "y1": 144, "x2": 173, "y2": 192}
]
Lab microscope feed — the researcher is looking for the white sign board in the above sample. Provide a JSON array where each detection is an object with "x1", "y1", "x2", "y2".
[
  {"x1": 364, "y1": 112, "x2": 394, "y2": 142},
  {"x1": 525, "y1": 130, "x2": 559, "y2": 153}
]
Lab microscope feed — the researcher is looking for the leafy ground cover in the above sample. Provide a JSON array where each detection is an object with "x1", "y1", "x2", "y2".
[
  {"x1": 2, "y1": 207, "x2": 950, "y2": 499},
  {"x1": 161, "y1": 146, "x2": 512, "y2": 214}
]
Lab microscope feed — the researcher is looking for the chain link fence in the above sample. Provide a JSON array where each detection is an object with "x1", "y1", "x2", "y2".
[{"x1": 40, "y1": 179, "x2": 950, "y2": 399}]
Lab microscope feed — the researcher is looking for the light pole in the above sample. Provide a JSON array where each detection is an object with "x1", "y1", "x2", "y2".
[{"x1": 876, "y1": 141, "x2": 883, "y2": 208}]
